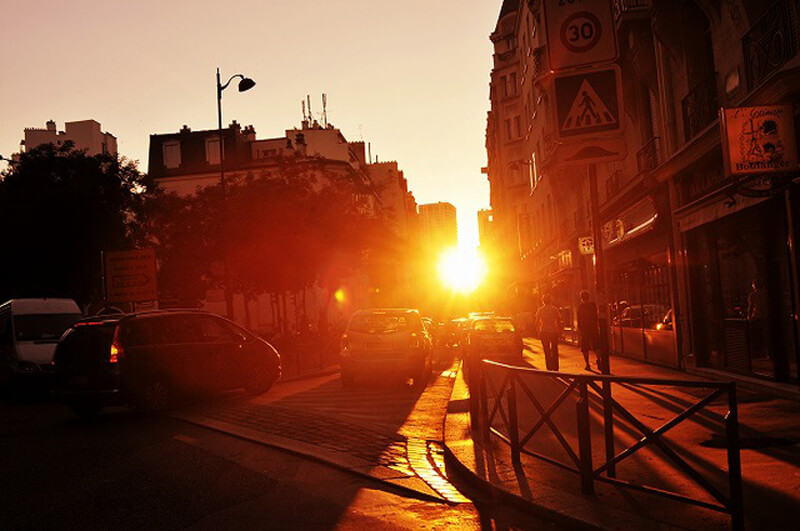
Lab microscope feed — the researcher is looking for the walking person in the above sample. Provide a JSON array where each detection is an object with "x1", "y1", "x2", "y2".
[
  {"x1": 577, "y1": 290, "x2": 600, "y2": 371},
  {"x1": 535, "y1": 294, "x2": 562, "y2": 371}
]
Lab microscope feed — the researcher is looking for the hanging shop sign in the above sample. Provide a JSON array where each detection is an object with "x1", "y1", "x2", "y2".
[
  {"x1": 602, "y1": 197, "x2": 658, "y2": 248},
  {"x1": 542, "y1": 0, "x2": 618, "y2": 71},
  {"x1": 578, "y1": 236, "x2": 595, "y2": 255},
  {"x1": 721, "y1": 105, "x2": 799, "y2": 177}
]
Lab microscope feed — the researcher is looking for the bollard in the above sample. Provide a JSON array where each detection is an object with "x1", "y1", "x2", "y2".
[
  {"x1": 479, "y1": 364, "x2": 490, "y2": 446},
  {"x1": 603, "y1": 380, "x2": 615, "y2": 478},
  {"x1": 576, "y1": 379, "x2": 594, "y2": 495}
]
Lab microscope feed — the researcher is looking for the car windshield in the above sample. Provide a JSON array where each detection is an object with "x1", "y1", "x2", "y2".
[
  {"x1": 13, "y1": 313, "x2": 83, "y2": 342},
  {"x1": 473, "y1": 319, "x2": 515, "y2": 333},
  {"x1": 348, "y1": 313, "x2": 414, "y2": 334}
]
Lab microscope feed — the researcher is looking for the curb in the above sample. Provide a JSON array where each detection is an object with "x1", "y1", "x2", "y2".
[
  {"x1": 173, "y1": 412, "x2": 447, "y2": 505},
  {"x1": 441, "y1": 441, "x2": 599, "y2": 530}
]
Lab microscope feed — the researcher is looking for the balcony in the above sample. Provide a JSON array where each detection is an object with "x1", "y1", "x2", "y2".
[
  {"x1": 742, "y1": 0, "x2": 800, "y2": 90},
  {"x1": 636, "y1": 136, "x2": 662, "y2": 174},
  {"x1": 613, "y1": 0, "x2": 651, "y2": 21},
  {"x1": 681, "y1": 75, "x2": 718, "y2": 142}
]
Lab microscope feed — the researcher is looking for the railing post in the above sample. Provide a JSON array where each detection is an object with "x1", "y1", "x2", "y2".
[
  {"x1": 479, "y1": 362, "x2": 490, "y2": 446},
  {"x1": 468, "y1": 355, "x2": 480, "y2": 435},
  {"x1": 507, "y1": 374, "x2": 521, "y2": 464},
  {"x1": 603, "y1": 380, "x2": 616, "y2": 478},
  {"x1": 576, "y1": 378, "x2": 595, "y2": 495},
  {"x1": 725, "y1": 384, "x2": 744, "y2": 531}
]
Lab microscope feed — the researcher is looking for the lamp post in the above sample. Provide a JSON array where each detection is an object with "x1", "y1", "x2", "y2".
[{"x1": 216, "y1": 67, "x2": 255, "y2": 319}]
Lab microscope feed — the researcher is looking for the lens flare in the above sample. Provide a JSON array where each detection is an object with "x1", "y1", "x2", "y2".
[{"x1": 438, "y1": 247, "x2": 487, "y2": 294}]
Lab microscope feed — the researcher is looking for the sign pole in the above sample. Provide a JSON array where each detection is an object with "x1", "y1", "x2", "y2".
[{"x1": 588, "y1": 162, "x2": 615, "y2": 477}]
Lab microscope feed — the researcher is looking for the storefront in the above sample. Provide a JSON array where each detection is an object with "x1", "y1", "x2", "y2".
[
  {"x1": 678, "y1": 185, "x2": 800, "y2": 383},
  {"x1": 604, "y1": 190, "x2": 679, "y2": 367}
]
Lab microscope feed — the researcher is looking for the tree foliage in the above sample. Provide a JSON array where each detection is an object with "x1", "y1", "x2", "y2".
[
  {"x1": 147, "y1": 156, "x2": 397, "y2": 309},
  {"x1": 0, "y1": 143, "x2": 157, "y2": 306}
]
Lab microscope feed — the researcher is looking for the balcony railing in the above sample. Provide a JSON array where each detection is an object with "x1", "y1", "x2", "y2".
[
  {"x1": 613, "y1": 0, "x2": 651, "y2": 21},
  {"x1": 681, "y1": 75, "x2": 719, "y2": 142},
  {"x1": 742, "y1": 0, "x2": 799, "y2": 89},
  {"x1": 636, "y1": 136, "x2": 662, "y2": 174}
]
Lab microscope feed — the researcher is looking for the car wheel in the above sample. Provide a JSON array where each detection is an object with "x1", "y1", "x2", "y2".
[
  {"x1": 70, "y1": 400, "x2": 102, "y2": 419},
  {"x1": 246, "y1": 371, "x2": 277, "y2": 396},
  {"x1": 414, "y1": 359, "x2": 432, "y2": 388},
  {"x1": 139, "y1": 379, "x2": 171, "y2": 412}
]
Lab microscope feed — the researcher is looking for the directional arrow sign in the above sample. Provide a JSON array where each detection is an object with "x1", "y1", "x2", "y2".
[
  {"x1": 553, "y1": 65, "x2": 624, "y2": 142},
  {"x1": 103, "y1": 249, "x2": 158, "y2": 304}
]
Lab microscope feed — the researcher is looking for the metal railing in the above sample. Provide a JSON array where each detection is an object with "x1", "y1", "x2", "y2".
[
  {"x1": 742, "y1": 0, "x2": 799, "y2": 89},
  {"x1": 613, "y1": 0, "x2": 651, "y2": 21},
  {"x1": 468, "y1": 359, "x2": 744, "y2": 530},
  {"x1": 636, "y1": 136, "x2": 662, "y2": 175},
  {"x1": 681, "y1": 75, "x2": 719, "y2": 142}
]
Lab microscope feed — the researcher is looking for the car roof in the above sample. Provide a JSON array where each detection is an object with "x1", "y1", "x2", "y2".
[
  {"x1": 76, "y1": 308, "x2": 222, "y2": 326},
  {"x1": 353, "y1": 308, "x2": 420, "y2": 315}
]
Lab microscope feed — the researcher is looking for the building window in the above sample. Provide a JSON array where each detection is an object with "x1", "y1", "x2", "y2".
[
  {"x1": 205, "y1": 138, "x2": 223, "y2": 165},
  {"x1": 505, "y1": 119, "x2": 513, "y2": 141},
  {"x1": 162, "y1": 142, "x2": 181, "y2": 169},
  {"x1": 500, "y1": 75, "x2": 508, "y2": 98},
  {"x1": 509, "y1": 72, "x2": 517, "y2": 96},
  {"x1": 514, "y1": 116, "x2": 522, "y2": 138},
  {"x1": 518, "y1": 213, "x2": 532, "y2": 253}
]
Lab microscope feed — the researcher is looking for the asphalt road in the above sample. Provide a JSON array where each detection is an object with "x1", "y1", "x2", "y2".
[{"x1": 0, "y1": 359, "x2": 556, "y2": 530}]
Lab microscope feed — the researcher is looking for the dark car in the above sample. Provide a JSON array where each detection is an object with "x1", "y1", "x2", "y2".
[
  {"x1": 464, "y1": 317, "x2": 524, "y2": 364},
  {"x1": 53, "y1": 310, "x2": 281, "y2": 417},
  {"x1": 339, "y1": 308, "x2": 432, "y2": 387}
]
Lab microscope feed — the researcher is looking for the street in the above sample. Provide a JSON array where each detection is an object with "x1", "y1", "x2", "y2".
[{"x1": 0, "y1": 359, "x2": 556, "y2": 530}]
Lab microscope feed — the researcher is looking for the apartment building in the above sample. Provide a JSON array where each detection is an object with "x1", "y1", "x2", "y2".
[{"x1": 486, "y1": 0, "x2": 800, "y2": 388}]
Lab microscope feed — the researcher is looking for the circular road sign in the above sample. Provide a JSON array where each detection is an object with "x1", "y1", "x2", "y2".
[{"x1": 560, "y1": 12, "x2": 602, "y2": 53}]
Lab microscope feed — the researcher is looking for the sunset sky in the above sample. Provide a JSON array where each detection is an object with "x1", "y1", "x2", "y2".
[{"x1": 0, "y1": 0, "x2": 499, "y2": 248}]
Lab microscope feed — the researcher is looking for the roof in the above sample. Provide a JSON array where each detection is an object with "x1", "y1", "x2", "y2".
[
  {"x1": 498, "y1": 0, "x2": 520, "y2": 20},
  {"x1": 0, "y1": 298, "x2": 81, "y2": 315}
]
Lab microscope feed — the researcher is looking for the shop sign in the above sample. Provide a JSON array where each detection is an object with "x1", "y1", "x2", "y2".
[
  {"x1": 542, "y1": 0, "x2": 617, "y2": 71},
  {"x1": 721, "y1": 105, "x2": 799, "y2": 176},
  {"x1": 578, "y1": 236, "x2": 595, "y2": 255},
  {"x1": 602, "y1": 197, "x2": 657, "y2": 248}
]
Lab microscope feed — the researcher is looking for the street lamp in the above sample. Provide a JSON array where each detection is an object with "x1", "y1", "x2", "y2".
[{"x1": 216, "y1": 67, "x2": 256, "y2": 319}]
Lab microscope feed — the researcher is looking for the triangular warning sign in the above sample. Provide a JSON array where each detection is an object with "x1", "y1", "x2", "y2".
[{"x1": 561, "y1": 79, "x2": 616, "y2": 131}]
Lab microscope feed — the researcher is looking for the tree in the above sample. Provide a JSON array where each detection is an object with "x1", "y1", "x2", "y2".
[
  {"x1": 0, "y1": 143, "x2": 157, "y2": 307},
  {"x1": 147, "y1": 154, "x2": 399, "y2": 329}
]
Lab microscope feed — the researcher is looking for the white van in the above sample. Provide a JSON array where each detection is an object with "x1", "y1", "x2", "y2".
[{"x1": 0, "y1": 298, "x2": 82, "y2": 388}]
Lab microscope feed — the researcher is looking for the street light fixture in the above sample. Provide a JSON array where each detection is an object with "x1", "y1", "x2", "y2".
[{"x1": 216, "y1": 67, "x2": 256, "y2": 319}]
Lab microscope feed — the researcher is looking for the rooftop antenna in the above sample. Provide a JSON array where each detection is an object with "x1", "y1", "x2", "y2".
[
  {"x1": 322, "y1": 93, "x2": 328, "y2": 128},
  {"x1": 368, "y1": 142, "x2": 371, "y2": 163},
  {"x1": 302, "y1": 100, "x2": 307, "y2": 122},
  {"x1": 307, "y1": 95, "x2": 312, "y2": 124}
]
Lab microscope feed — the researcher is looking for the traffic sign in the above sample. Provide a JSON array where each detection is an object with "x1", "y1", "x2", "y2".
[
  {"x1": 103, "y1": 249, "x2": 158, "y2": 304},
  {"x1": 556, "y1": 135, "x2": 628, "y2": 166},
  {"x1": 552, "y1": 65, "x2": 623, "y2": 142},
  {"x1": 543, "y1": 0, "x2": 617, "y2": 71}
]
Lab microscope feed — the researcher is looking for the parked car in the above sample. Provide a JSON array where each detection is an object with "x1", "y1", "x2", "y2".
[
  {"x1": 464, "y1": 316, "x2": 524, "y2": 364},
  {"x1": 0, "y1": 298, "x2": 82, "y2": 391},
  {"x1": 53, "y1": 310, "x2": 281, "y2": 417},
  {"x1": 339, "y1": 308, "x2": 432, "y2": 387}
]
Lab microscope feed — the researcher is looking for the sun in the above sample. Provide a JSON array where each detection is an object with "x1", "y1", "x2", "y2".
[{"x1": 438, "y1": 246, "x2": 487, "y2": 294}]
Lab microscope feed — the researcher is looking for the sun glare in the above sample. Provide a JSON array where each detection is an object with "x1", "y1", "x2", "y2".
[{"x1": 438, "y1": 246, "x2": 487, "y2": 294}]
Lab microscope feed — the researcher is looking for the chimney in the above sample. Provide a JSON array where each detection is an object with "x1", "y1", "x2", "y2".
[
  {"x1": 46, "y1": 120, "x2": 56, "y2": 132},
  {"x1": 242, "y1": 124, "x2": 256, "y2": 142}
]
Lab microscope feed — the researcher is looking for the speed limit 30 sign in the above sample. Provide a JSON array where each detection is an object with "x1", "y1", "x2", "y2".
[{"x1": 544, "y1": 0, "x2": 617, "y2": 71}]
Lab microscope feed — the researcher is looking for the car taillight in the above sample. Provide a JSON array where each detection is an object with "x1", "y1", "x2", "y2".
[{"x1": 109, "y1": 327, "x2": 123, "y2": 363}]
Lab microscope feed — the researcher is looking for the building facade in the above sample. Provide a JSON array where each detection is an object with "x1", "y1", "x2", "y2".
[
  {"x1": 418, "y1": 202, "x2": 458, "y2": 252},
  {"x1": 486, "y1": 0, "x2": 800, "y2": 388},
  {"x1": 20, "y1": 119, "x2": 117, "y2": 156}
]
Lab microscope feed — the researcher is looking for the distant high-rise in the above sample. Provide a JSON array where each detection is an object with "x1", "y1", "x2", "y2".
[
  {"x1": 20, "y1": 119, "x2": 117, "y2": 157},
  {"x1": 418, "y1": 202, "x2": 457, "y2": 251}
]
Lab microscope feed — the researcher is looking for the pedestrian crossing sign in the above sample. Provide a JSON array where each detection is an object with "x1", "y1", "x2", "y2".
[{"x1": 553, "y1": 65, "x2": 623, "y2": 141}]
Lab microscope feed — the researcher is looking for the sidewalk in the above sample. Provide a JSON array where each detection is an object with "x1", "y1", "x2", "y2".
[{"x1": 443, "y1": 341, "x2": 800, "y2": 530}]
